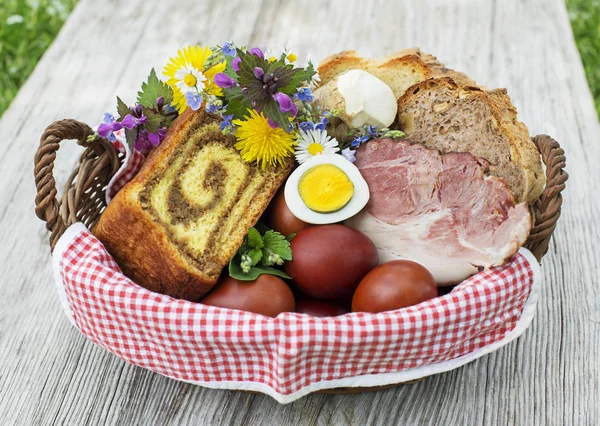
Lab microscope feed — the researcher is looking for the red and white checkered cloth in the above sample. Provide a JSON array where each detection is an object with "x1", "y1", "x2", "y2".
[
  {"x1": 49, "y1": 136, "x2": 541, "y2": 403},
  {"x1": 104, "y1": 130, "x2": 145, "y2": 204},
  {"x1": 53, "y1": 224, "x2": 540, "y2": 403}
]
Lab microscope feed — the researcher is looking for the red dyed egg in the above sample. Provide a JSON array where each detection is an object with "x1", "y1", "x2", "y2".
[
  {"x1": 352, "y1": 260, "x2": 437, "y2": 313},
  {"x1": 285, "y1": 224, "x2": 378, "y2": 299}
]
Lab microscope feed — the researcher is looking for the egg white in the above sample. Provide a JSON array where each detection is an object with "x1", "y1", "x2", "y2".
[{"x1": 284, "y1": 154, "x2": 370, "y2": 224}]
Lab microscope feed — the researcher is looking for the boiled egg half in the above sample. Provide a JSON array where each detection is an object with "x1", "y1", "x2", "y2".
[{"x1": 284, "y1": 154, "x2": 370, "y2": 224}]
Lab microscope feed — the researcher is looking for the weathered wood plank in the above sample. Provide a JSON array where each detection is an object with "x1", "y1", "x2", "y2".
[{"x1": 0, "y1": 0, "x2": 598, "y2": 424}]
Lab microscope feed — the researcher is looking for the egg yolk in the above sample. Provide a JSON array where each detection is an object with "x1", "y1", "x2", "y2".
[{"x1": 298, "y1": 164, "x2": 354, "y2": 213}]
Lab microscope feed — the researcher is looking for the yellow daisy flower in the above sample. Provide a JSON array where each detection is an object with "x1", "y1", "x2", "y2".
[
  {"x1": 163, "y1": 45, "x2": 226, "y2": 113},
  {"x1": 233, "y1": 110, "x2": 296, "y2": 169}
]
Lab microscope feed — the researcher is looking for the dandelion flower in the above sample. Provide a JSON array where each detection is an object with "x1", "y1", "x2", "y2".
[
  {"x1": 295, "y1": 129, "x2": 339, "y2": 164},
  {"x1": 163, "y1": 45, "x2": 225, "y2": 113},
  {"x1": 233, "y1": 110, "x2": 296, "y2": 169}
]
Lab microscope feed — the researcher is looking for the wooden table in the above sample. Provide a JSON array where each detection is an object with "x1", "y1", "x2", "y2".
[{"x1": 1, "y1": 0, "x2": 598, "y2": 424}]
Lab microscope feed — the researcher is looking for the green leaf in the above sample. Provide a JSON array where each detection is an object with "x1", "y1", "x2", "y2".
[
  {"x1": 246, "y1": 227, "x2": 264, "y2": 249},
  {"x1": 277, "y1": 66, "x2": 316, "y2": 94},
  {"x1": 137, "y1": 68, "x2": 173, "y2": 108},
  {"x1": 260, "y1": 99, "x2": 292, "y2": 131},
  {"x1": 223, "y1": 86, "x2": 251, "y2": 120},
  {"x1": 142, "y1": 107, "x2": 164, "y2": 133},
  {"x1": 247, "y1": 247, "x2": 263, "y2": 266},
  {"x1": 116, "y1": 96, "x2": 130, "y2": 119},
  {"x1": 124, "y1": 128, "x2": 137, "y2": 152},
  {"x1": 223, "y1": 57, "x2": 240, "y2": 80},
  {"x1": 228, "y1": 258, "x2": 292, "y2": 281},
  {"x1": 262, "y1": 230, "x2": 292, "y2": 261}
]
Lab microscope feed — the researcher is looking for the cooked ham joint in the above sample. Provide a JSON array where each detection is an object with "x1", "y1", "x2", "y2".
[{"x1": 345, "y1": 138, "x2": 532, "y2": 285}]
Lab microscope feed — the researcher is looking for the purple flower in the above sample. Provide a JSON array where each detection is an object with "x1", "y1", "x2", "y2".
[
  {"x1": 249, "y1": 47, "x2": 264, "y2": 58},
  {"x1": 273, "y1": 92, "x2": 297, "y2": 116},
  {"x1": 97, "y1": 113, "x2": 122, "y2": 142},
  {"x1": 135, "y1": 128, "x2": 167, "y2": 154},
  {"x1": 296, "y1": 87, "x2": 314, "y2": 102},
  {"x1": 253, "y1": 67, "x2": 264, "y2": 80},
  {"x1": 147, "y1": 131, "x2": 161, "y2": 146},
  {"x1": 222, "y1": 42, "x2": 236, "y2": 57},
  {"x1": 341, "y1": 148, "x2": 357, "y2": 163},
  {"x1": 267, "y1": 117, "x2": 279, "y2": 129},
  {"x1": 214, "y1": 72, "x2": 236, "y2": 89},
  {"x1": 120, "y1": 114, "x2": 146, "y2": 129},
  {"x1": 184, "y1": 91, "x2": 203, "y2": 110},
  {"x1": 232, "y1": 56, "x2": 241, "y2": 72}
]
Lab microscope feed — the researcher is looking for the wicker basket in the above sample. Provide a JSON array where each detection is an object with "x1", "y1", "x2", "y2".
[{"x1": 33, "y1": 119, "x2": 568, "y2": 397}]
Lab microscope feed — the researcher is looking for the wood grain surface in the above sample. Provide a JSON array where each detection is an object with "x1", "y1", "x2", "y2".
[{"x1": 0, "y1": 0, "x2": 598, "y2": 424}]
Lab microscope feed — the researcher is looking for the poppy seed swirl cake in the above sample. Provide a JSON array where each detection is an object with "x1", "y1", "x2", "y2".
[{"x1": 93, "y1": 108, "x2": 294, "y2": 301}]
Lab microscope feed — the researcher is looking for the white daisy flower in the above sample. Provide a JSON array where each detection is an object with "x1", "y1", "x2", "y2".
[
  {"x1": 265, "y1": 41, "x2": 298, "y2": 64},
  {"x1": 174, "y1": 62, "x2": 207, "y2": 95},
  {"x1": 295, "y1": 129, "x2": 340, "y2": 164}
]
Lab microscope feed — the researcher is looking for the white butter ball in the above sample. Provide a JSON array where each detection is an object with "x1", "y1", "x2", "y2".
[{"x1": 336, "y1": 69, "x2": 398, "y2": 128}]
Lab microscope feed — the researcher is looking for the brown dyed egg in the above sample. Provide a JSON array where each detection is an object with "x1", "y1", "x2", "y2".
[
  {"x1": 201, "y1": 275, "x2": 295, "y2": 317},
  {"x1": 265, "y1": 188, "x2": 310, "y2": 237},
  {"x1": 284, "y1": 224, "x2": 378, "y2": 299},
  {"x1": 352, "y1": 260, "x2": 437, "y2": 313},
  {"x1": 296, "y1": 297, "x2": 349, "y2": 317}
]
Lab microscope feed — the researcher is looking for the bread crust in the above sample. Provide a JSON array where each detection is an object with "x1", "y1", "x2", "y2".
[
  {"x1": 317, "y1": 49, "x2": 475, "y2": 98},
  {"x1": 93, "y1": 108, "x2": 293, "y2": 300},
  {"x1": 396, "y1": 77, "x2": 545, "y2": 204}
]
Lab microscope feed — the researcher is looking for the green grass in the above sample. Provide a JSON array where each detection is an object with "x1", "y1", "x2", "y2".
[
  {"x1": 567, "y1": 0, "x2": 600, "y2": 117},
  {"x1": 0, "y1": 0, "x2": 78, "y2": 116}
]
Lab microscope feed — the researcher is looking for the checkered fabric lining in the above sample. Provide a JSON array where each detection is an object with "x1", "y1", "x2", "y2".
[
  {"x1": 57, "y1": 227, "x2": 534, "y2": 396},
  {"x1": 104, "y1": 130, "x2": 145, "y2": 204}
]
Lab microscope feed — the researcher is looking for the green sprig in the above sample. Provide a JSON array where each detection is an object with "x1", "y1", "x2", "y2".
[{"x1": 228, "y1": 226, "x2": 293, "y2": 281}]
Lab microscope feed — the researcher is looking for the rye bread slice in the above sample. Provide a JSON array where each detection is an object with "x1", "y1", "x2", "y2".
[{"x1": 396, "y1": 77, "x2": 545, "y2": 204}]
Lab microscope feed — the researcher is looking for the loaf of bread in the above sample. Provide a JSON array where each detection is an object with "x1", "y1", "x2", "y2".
[
  {"x1": 93, "y1": 108, "x2": 294, "y2": 300},
  {"x1": 396, "y1": 77, "x2": 545, "y2": 204},
  {"x1": 317, "y1": 48, "x2": 475, "y2": 99}
]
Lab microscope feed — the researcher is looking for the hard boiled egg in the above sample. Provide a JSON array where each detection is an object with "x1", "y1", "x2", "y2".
[{"x1": 284, "y1": 154, "x2": 370, "y2": 224}]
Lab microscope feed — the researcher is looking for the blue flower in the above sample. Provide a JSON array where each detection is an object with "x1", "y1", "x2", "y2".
[
  {"x1": 351, "y1": 135, "x2": 369, "y2": 147},
  {"x1": 315, "y1": 116, "x2": 329, "y2": 131},
  {"x1": 185, "y1": 92, "x2": 203, "y2": 111},
  {"x1": 222, "y1": 42, "x2": 236, "y2": 57},
  {"x1": 220, "y1": 114, "x2": 234, "y2": 131},
  {"x1": 341, "y1": 148, "x2": 357, "y2": 163},
  {"x1": 296, "y1": 87, "x2": 314, "y2": 102},
  {"x1": 206, "y1": 102, "x2": 218, "y2": 113},
  {"x1": 299, "y1": 121, "x2": 315, "y2": 132},
  {"x1": 367, "y1": 125, "x2": 378, "y2": 136}
]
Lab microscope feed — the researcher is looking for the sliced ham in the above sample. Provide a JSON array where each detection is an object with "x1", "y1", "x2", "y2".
[{"x1": 345, "y1": 138, "x2": 532, "y2": 285}]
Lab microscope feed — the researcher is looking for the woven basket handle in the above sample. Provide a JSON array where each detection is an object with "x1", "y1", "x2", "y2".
[
  {"x1": 524, "y1": 135, "x2": 568, "y2": 261},
  {"x1": 34, "y1": 119, "x2": 121, "y2": 252},
  {"x1": 34, "y1": 121, "x2": 566, "y2": 262}
]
